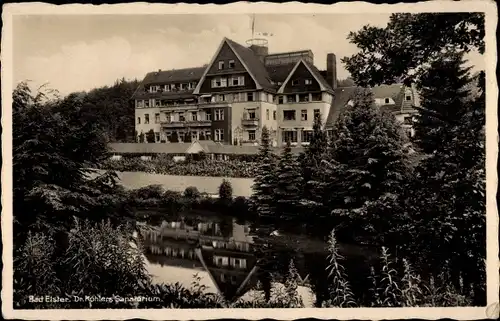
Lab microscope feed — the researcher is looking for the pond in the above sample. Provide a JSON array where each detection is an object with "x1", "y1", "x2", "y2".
[{"x1": 139, "y1": 210, "x2": 380, "y2": 307}]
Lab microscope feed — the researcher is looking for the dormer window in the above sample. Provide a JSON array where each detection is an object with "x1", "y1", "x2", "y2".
[
  {"x1": 405, "y1": 95, "x2": 412, "y2": 101},
  {"x1": 305, "y1": 79, "x2": 313, "y2": 85},
  {"x1": 229, "y1": 60, "x2": 235, "y2": 68},
  {"x1": 292, "y1": 80, "x2": 300, "y2": 86},
  {"x1": 218, "y1": 61, "x2": 224, "y2": 70},
  {"x1": 384, "y1": 98, "x2": 390, "y2": 104}
]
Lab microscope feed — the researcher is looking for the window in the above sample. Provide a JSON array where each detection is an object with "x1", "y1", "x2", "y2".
[
  {"x1": 314, "y1": 109, "x2": 320, "y2": 119},
  {"x1": 144, "y1": 100, "x2": 150, "y2": 108},
  {"x1": 301, "y1": 109, "x2": 308, "y2": 121},
  {"x1": 191, "y1": 112, "x2": 197, "y2": 121},
  {"x1": 311, "y1": 93, "x2": 322, "y2": 101},
  {"x1": 144, "y1": 114, "x2": 150, "y2": 124},
  {"x1": 155, "y1": 113, "x2": 160, "y2": 123},
  {"x1": 192, "y1": 131, "x2": 198, "y2": 141},
  {"x1": 218, "y1": 61, "x2": 224, "y2": 70},
  {"x1": 305, "y1": 79, "x2": 313, "y2": 85},
  {"x1": 205, "y1": 111, "x2": 212, "y2": 121},
  {"x1": 247, "y1": 109, "x2": 256, "y2": 119},
  {"x1": 229, "y1": 60, "x2": 235, "y2": 68},
  {"x1": 247, "y1": 92, "x2": 254, "y2": 102},
  {"x1": 283, "y1": 110, "x2": 296, "y2": 121},
  {"x1": 384, "y1": 98, "x2": 390, "y2": 104},
  {"x1": 273, "y1": 110, "x2": 276, "y2": 120},
  {"x1": 137, "y1": 117, "x2": 141, "y2": 124},
  {"x1": 405, "y1": 95, "x2": 412, "y2": 101},
  {"x1": 179, "y1": 112, "x2": 185, "y2": 122},
  {"x1": 287, "y1": 95, "x2": 296, "y2": 103},
  {"x1": 266, "y1": 109, "x2": 270, "y2": 120},
  {"x1": 230, "y1": 76, "x2": 245, "y2": 86},
  {"x1": 299, "y1": 94, "x2": 309, "y2": 102},
  {"x1": 248, "y1": 130, "x2": 256, "y2": 141},
  {"x1": 211, "y1": 77, "x2": 228, "y2": 88},
  {"x1": 215, "y1": 129, "x2": 224, "y2": 141},
  {"x1": 155, "y1": 132, "x2": 160, "y2": 142},
  {"x1": 214, "y1": 109, "x2": 224, "y2": 121},
  {"x1": 180, "y1": 83, "x2": 188, "y2": 90},
  {"x1": 165, "y1": 113, "x2": 172, "y2": 122},
  {"x1": 205, "y1": 130, "x2": 211, "y2": 140},
  {"x1": 164, "y1": 84, "x2": 170, "y2": 92},
  {"x1": 404, "y1": 116, "x2": 413, "y2": 125},
  {"x1": 302, "y1": 130, "x2": 313, "y2": 143},
  {"x1": 278, "y1": 96, "x2": 284, "y2": 104},
  {"x1": 282, "y1": 130, "x2": 298, "y2": 143},
  {"x1": 136, "y1": 100, "x2": 143, "y2": 108},
  {"x1": 292, "y1": 79, "x2": 300, "y2": 86}
]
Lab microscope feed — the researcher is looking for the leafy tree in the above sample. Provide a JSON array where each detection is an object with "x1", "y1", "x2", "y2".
[
  {"x1": 74, "y1": 78, "x2": 140, "y2": 142},
  {"x1": 184, "y1": 186, "x2": 200, "y2": 199},
  {"x1": 12, "y1": 82, "x2": 131, "y2": 242},
  {"x1": 322, "y1": 88, "x2": 411, "y2": 240},
  {"x1": 251, "y1": 126, "x2": 277, "y2": 217},
  {"x1": 337, "y1": 78, "x2": 356, "y2": 87},
  {"x1": 138, "y1": 131, "x2": 145, "y2": 143},
  {"x1": 273, "y1": 141, "x2": 303, "y2": 222},
  {"x1": 146, "y1": 129, "x2": 156, "y2": 143},
  {"x1": 413, "y1": 52, "x2": 474, "y2": 154},
  {"x1": 342, "y1": 13, "x2": 484, "y2": 87},
  {"x1": 218, "y1": 179, "x2": 233, "y2": 200}
]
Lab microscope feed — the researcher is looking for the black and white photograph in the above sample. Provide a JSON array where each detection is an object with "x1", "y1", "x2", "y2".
[{"x1": 1, "y1": 1, "x2": 498, "y2": 320}]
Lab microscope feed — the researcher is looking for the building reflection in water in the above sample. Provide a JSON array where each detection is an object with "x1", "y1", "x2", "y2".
[{"x1": 142, "y1": 215, "x2": 259, "y2": 301}]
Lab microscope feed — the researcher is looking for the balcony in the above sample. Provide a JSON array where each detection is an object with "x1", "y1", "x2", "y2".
[
  {"x1": 161, "y1": 120, "x2": 212, "y2": 128},
  {"x1": 241, "y1": 118, "x2": 259, "y2": 127}
]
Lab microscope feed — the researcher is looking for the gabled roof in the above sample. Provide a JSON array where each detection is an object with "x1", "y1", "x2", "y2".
[
  {"x1": 325, "y1": 84, "x2": 413, "y2": 127},
  {"x1": 326, "y1": 87, "x2": 358, "y2": 126},
  {"x1": 225, "y1": 39, "x2": 275, "y2": 92},
  {"x1": 277, "y1": 59, "x2": 334, "y2": 94},
  {"x1": 193, "y1": 38, "x2": 276, "y2": 94},
  {"x1": 265, "y1": 63, "x2": 296, "y2": 85}
]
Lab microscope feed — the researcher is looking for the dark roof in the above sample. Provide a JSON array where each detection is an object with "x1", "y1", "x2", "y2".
[
  {"x1": 325, "y1": 84, "x2": 411, "y2": 127},
  {"x1": 326, "y1": 87, "x2": 358, "y2": 126},
  {"x1": 226, "y1": 38, "x2": 276, "y2": 92},
  {"x1": 108, "y1": 142, "x2": 304, "y2": 156},
  {"x1": 266, "y1": 64, "x2": 296, "y2": 85},
  {"x1": 131, "y1": 67, "x2": 206, "y2": 100},
  {"x1": 109, "y1": 143, "x2": 191, "y2": 155},
  {"x1": 303, "y1": 60, "x2": 334, "y2": 94},
  {"x1": 143, "y1": 67, "x2": 205, "y2": 85}
]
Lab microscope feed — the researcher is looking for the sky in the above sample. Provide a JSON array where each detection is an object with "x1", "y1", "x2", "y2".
[{"x1": 13, "y1": 13, "x2": 485, "y2": 96}]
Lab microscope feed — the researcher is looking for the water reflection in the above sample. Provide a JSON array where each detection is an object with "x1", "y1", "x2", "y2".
[{"x1": 141, "y1": 214, "x2": 259, "y2": 301}]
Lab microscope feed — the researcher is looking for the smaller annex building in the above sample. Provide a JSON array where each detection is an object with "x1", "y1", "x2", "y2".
[{"x1": 108, "y1": 141, "x2": 304, "y2": 161}]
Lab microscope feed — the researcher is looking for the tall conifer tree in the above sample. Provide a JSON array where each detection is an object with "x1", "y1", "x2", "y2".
[
  {"x1": 251, "y1": 126, "x2": 276, "y2": 217},
  {"x1": 413, "y1": 52, "x2": 473, "y2": 154},
  {"x1": 274, "y1": 141, "x2": 303, "y2": 222}
]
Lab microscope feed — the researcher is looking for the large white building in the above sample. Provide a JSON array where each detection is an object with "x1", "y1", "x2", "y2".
[{"x1": 133, "y1": 37, "x2": 418, "y2": 147}]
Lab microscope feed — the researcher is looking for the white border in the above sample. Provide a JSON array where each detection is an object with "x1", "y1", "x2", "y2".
[{"x1": 2, "y1": 1, "x2": 498, "y2": 320}]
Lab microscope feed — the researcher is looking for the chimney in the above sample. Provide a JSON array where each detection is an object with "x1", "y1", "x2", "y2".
[{"x1": 326, "y1": 53, "x2": 337, "y2": 89}]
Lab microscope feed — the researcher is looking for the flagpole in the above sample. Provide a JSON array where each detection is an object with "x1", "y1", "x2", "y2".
[{"x1": 251, "y1": 14, "x2": 255, "y2": 39}]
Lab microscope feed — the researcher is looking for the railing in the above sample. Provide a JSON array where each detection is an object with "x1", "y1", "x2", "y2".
[
  {"x1": 241, "y1": 118, "x2": 259, "y2": 126},
  {"x1": 161, "y1": 120, "x2": 212, "y2": 128}
]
